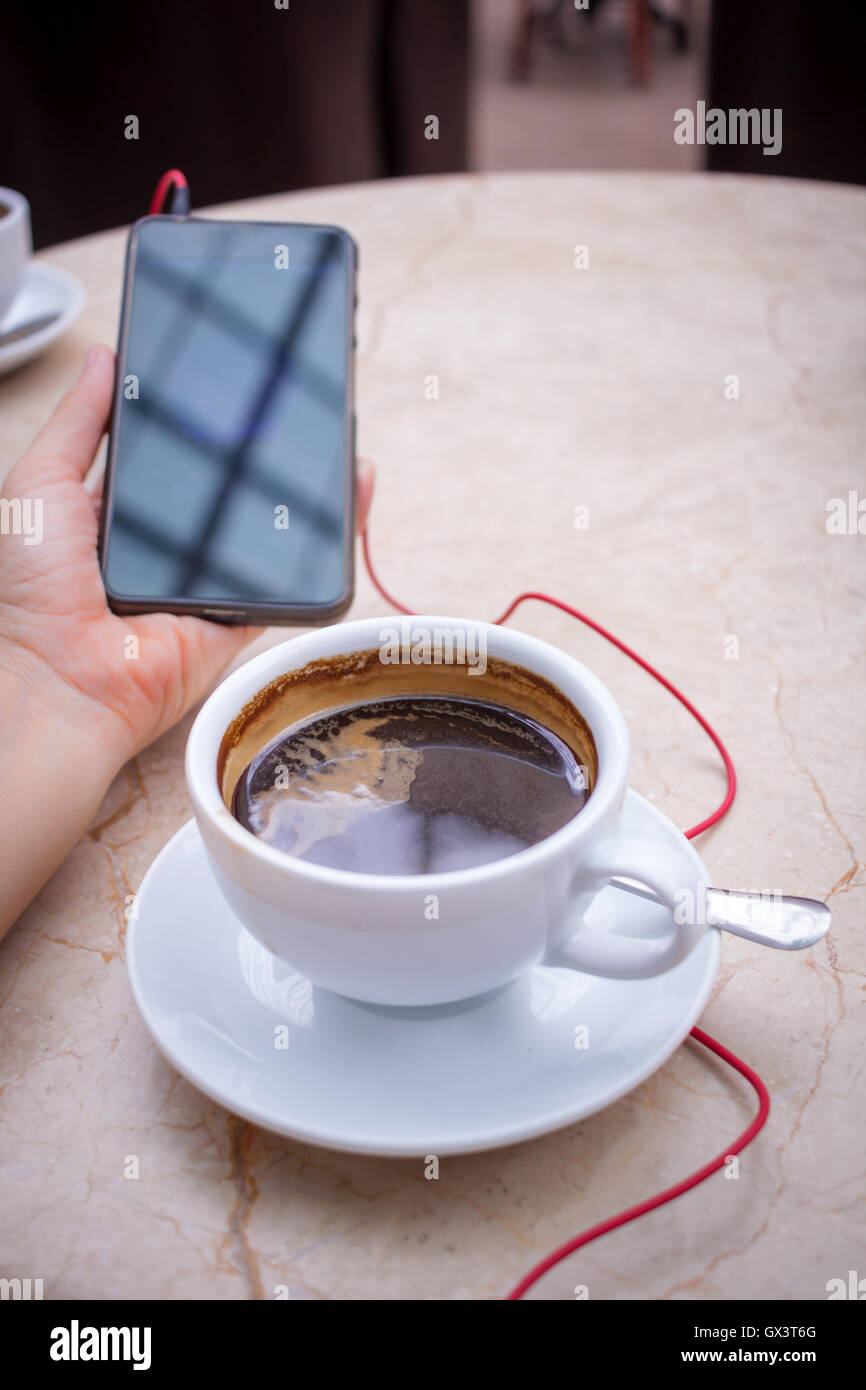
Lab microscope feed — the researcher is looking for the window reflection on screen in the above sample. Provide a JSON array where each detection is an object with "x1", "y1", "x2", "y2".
[{"x1": 104, "y1": 219, "x2": 352, "y2": 605}]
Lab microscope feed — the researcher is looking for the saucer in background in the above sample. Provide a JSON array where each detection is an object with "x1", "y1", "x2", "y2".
[{"x1": 0, "y1": 261, "x2": 87, "y2": 376}]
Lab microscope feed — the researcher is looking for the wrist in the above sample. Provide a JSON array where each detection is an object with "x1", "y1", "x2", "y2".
[{"x1": 0, "y1": 639, "x2": 133, "y2": 939}]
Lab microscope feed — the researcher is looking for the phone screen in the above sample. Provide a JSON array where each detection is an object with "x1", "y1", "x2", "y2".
[{"x1": 103, "y1": 218, "x2": 354, "y2": 612}]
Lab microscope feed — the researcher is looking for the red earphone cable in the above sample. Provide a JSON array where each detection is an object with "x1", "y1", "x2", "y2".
[
  {"x1": 148, "y1": 168, "x2": 189, "y2": 216},
  {"x1": 506, "y1": 1026, "x2": 770, "y2": 1299},
  {"x1": 360, "y1": 525, "x2": 770, "y2": 1300}
]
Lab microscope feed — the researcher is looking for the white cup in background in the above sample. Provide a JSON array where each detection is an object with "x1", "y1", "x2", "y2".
[{"x1": 0, "y1": 187, "x2": 32, "y2": 323}]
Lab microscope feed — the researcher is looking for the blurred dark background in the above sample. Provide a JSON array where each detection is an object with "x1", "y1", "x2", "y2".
[
  {"x1": 1, "y1": 0, "x2": 470, "y2": 247},
  {"x1": 2, "y1": 0, "x2": 863, "y2": 250}
]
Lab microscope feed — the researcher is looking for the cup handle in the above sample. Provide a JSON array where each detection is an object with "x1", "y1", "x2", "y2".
[{"x1": 555, "y1": 834, "x2": 707, "y2": 980}]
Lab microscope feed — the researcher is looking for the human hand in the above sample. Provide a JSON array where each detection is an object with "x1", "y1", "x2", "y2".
[{"x1": 0, "y1": 342, "x2": 375, "y2": 765}]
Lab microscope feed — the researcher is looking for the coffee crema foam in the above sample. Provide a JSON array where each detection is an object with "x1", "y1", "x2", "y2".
[
  {"x1": 218, "y1": 648, "x2": 597, "y2": 810},
  {"x1": 237, "y1": 704, "x2": 424, "y2": 860}
]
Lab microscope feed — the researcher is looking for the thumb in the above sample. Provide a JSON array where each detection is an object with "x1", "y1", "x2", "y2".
[{"x1": 127, "y1": 611, "x2": 265, "y2": 736}]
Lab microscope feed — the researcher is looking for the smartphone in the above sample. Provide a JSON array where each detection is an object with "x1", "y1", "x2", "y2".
[{"x1": 100, "y1": 215, "x2": 357, "y2": 623}]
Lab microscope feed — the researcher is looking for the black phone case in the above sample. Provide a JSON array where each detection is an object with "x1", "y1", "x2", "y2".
[{"x1": 98, "y1": 215, "x2": 357, "y2": 625}]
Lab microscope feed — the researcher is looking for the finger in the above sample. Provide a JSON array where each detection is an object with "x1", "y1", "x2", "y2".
[
  {"x1": 355, "y1": 457, "x2": 375, "y2": 534},
  {"x1": 22, "y1": 343, "x2": 115, "y2": 485},
  {"x1": 130, "y1": 613, "x2": 265, "y2": 726},
  {"x1": 189, "y1": 619, "x2": 266, "y2": 679},
  {"x1": 178, "y1": 619, "x2": 267, "y2": 712}
]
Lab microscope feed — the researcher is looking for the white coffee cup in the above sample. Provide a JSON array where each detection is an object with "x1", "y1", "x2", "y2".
[
  {"x1": 0, "y1": 187, "x2": 32, "y2": 323},
  {"x1": 186, "y1": 615, "x2": 707, "y2": 1006}
]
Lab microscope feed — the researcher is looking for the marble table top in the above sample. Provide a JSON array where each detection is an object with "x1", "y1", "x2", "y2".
[{"x1": 1, "y1": 172, "x2": 864, "y2": 1300}]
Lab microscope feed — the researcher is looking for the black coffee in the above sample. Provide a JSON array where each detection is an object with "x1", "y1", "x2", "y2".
[{"x1": 231, "y1": 695, "x2": 589, "y2": 875}]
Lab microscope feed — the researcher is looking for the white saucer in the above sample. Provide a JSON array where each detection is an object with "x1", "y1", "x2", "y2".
[
  {"x1": 127, "y1": 791, "x2": 719, "y2": 1156},
  {"x1": 0, "y1": 262, "x2": 87, "y2": 376}
]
